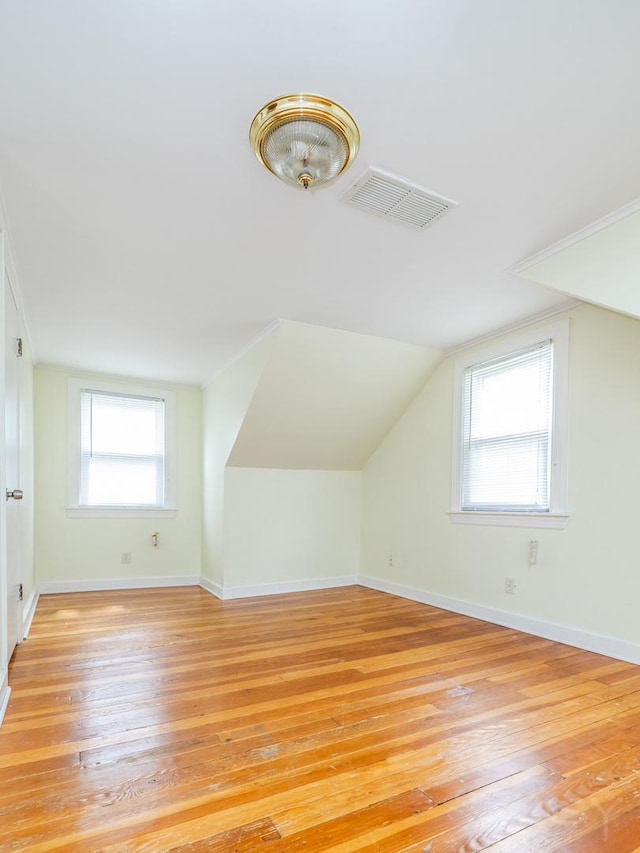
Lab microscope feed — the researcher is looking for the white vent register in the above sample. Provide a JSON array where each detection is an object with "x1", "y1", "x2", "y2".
[{"x1": 342, "y1": 167, "x2": 457, "y2": 231}]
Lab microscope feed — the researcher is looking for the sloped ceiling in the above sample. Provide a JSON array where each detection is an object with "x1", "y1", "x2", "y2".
[
  {"x1": 227, "y1": 321, "x2": 442, "y2": 470},
  {"x1": 512, "y1": 203, "x2": 640, "y2": 318},
  {"x1": 1, "y1": 2, "x2": 639, "y2": 385}
]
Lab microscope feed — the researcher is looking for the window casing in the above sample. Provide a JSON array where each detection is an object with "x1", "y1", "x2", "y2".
[
  {"x1": 68, "y1": 378, "x2": 176, "y2": 518},
  {"x1": 451, "y1": 319, "x2": 569, "y2": 529}
]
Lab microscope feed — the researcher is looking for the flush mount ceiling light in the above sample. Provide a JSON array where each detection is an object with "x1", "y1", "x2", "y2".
[{"x1": 249, "y1": 93, "x2": 360, "y2": 190}]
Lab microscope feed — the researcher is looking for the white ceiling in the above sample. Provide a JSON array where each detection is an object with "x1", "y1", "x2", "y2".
[{"x1": 1, "y1": 1, "x2": 639, "y2": 387}]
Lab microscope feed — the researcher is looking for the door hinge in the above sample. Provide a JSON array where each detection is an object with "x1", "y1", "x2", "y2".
[
  {"x1": 16, "y1": 338, "x2": 23, "y2": 358},
  {"x1": 18, "y1": 583, "x2": 23, "y2": 601}
]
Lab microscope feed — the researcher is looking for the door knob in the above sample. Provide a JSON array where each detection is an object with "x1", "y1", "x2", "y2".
[{"x1": 6, "y1": 489, "x2": 23, "y2": 501}]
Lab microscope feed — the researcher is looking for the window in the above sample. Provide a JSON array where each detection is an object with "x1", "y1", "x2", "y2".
[
  {"x1": 68, "y1": 379, "x2": 176, "y2": 517},
  {"x1": 451, "y1": 320, "x2": 569, "y2": 528}
]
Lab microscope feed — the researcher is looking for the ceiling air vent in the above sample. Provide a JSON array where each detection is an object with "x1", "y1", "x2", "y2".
[{"x1": 342, "y1": 167, "x2": 458, "y2": 231}]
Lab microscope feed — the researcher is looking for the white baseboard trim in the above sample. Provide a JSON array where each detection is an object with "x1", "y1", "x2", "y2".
[
  {"x1": 30, "y1": 572, "x2": 637, "y2": 665},
  {"x1": 214, "y1": 575, "x2": 359, "y2": 601},
  {"x1": 0, "y1": 677, "x2": 10, "y2": 726},
  {"x1": 360, "y1": 575, "x2": 640, "y2": 665},
  {"x1": 199, "y1": 576, "x2": 224, "y2": 599},
  {"x1": 22, "y1": 588, "x2": 40, "y2": 638},
  {"x1": 38, "y1": 576, "x2": 200, "y2": 594}
]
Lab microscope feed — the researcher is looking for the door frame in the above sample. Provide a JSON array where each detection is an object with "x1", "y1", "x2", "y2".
[
  {"x1": 0, "y1": 225, "x2": 10, "y2": 720},
  {"x1": 4, "y1": 274, "x2": 22, "y2": 660},
  {"x1": 0, "y1": 218, "x2": 31, "y2": 724}
]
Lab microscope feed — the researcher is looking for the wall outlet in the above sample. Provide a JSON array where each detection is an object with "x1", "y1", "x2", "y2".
[
  {"x1": 505, "y1": 577, "x2": 517, "y2": 594},
  {"x1": 528, "y1": 539, "x2": 539, "y2": 566},
  {"x1": 388, "y1": 554, "x2": 394, "y2": 568},
  {"x1": 121, "y1": 552, "x2": 132, "y2": 565}
]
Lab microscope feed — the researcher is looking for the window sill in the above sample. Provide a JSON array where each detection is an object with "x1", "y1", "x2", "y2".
[
  {"x1": 448, "y1": 511, "x2": 568, "y2": 529},
  {"x1": 67, "y1": 507, "x2": 177, "y2": 519}
]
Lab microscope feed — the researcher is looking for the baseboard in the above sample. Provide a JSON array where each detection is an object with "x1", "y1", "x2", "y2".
[
  {"x1": 33, "y1": 575, "x2": 356, "y2": 600},
  {"x1": 22, "y1": 588, "x2": 40, "y2": 638},
  {"x1": 216, "y1": 575, "x2": 359, "y2": 601},
  {"x1": 38, "y1": 576, "x2": 200, "y2": 594},
  {"x1": 31, "y1": 572, "x2": 637, "y2": 665},
  {"x1": 359, "y1": 575, "x2": 640, "y2": 665},
  {"x1": 0, "y1": 676, "x2": 10, "y2": 726},
  {"x1": 199, "y1": 576, "x2": 224, "y2": 599}
]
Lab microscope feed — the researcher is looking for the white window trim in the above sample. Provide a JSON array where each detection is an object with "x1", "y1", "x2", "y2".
[
  {"x1": 66, "y1": 508, "x2": 178, "y2": 519},
  {"x1": 449, "y1": 318, "x2": 569, "y2": 529},
  {"x1": 67, "y1": 377, "x2": 177, "y2": 518}
]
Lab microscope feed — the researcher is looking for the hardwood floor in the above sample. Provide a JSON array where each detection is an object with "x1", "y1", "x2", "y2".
[{"x1": 2, "y1": 585, "x2": 640, "y2": 852}]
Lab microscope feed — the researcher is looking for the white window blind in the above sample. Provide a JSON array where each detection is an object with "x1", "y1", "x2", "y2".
[
  {"x1": 462, "y1": 341, "x2": 553, "y2": 512},
  {"x1": 79, "y1": 390, "x2": 166, "y2": 508}
]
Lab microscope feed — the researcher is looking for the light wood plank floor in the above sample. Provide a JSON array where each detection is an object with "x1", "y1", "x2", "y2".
[{"x1": 2, "y1": 585, "x2": 640, "y2": 852}]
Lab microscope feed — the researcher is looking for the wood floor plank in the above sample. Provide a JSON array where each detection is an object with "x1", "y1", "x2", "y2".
[
  {"x1": 560, "y1": 804, "x2": 640, "y2": 853},
  {"x1": 165, "y1": 817, "x2": 281, "y2": 852},
  {"x1": 478, "y1": 772, "x2": 640, "y2": 852},
  {"x1": 291, "y1": 765, "x2": 560, "y2": 853},
  {"x1": 2, "y1": 585, "x2": 639, "y2": 851},
  {"x1": 242, "y1": 788, "x2": 436, "y2": 852}
]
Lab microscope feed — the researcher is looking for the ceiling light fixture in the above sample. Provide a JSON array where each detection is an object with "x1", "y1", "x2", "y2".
[{"x1": 249, "y1": 93, "x2": 360, "y2": 190}]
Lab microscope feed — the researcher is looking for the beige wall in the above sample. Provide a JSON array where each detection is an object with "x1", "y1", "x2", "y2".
[
  {"x1": 34, "y1": 366, "x2": 202, "y2": 586},
  {"x1": 362, "y1": 303, "x2": 640, "y2": 650},
  {"x1": 224, "y1": 467, "x2": 361, "y2": 591}
]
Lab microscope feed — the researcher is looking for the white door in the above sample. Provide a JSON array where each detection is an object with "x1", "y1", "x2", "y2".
[{"x1": 4, "y1": 277, "x2": 22, "y2": 659}]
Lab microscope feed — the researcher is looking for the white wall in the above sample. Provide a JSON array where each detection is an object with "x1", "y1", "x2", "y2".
[
  {"x1": 229, "y1": 320, "x2": 442, "y2": 470},
  {"x1": 223, "y1": 467, "x2": 361, "y2": 593},
  {"x1": 201, "y1": 330, "x2": 276, "y2": 587},
  {"x1": 362, "y1": 304, "x2": 640, "y2": 657},
  {"x1": 34, "y1": 366, "x2": 202, "y2": 587}
]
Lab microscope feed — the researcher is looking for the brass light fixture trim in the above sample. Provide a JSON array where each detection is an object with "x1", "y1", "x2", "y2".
[{"x1": 249, "y1": 93, "x2": 360, "y2": 190}]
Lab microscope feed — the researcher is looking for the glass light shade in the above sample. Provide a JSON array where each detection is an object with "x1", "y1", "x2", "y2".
[
  {"x1": 263, "y1": 119, "x2": 348, "y2": 189},
  {"x1": 250, "y1": 94, "x2": 360, "y2": 190}
]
